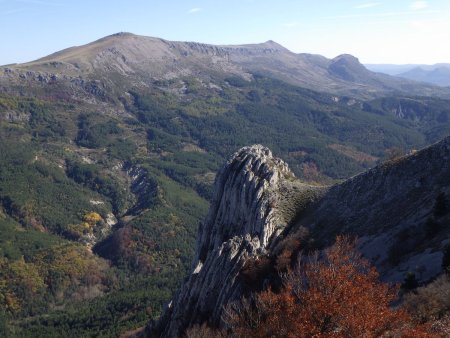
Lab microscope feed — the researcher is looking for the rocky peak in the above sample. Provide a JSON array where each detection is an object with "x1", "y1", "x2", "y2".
[
  {"x1": 328, "y1": 54, "x2": 370, "y2": 82},
  {"x1": 260, "y1": 40, "x2": 288, "y2": 51},
  {"x1": 146, "y1": 138, "x2": 450, "y2": 337},
  {"x1": 196, "y1": 145, "x2": 294, "y2": 258},
  {"x1": 147, "y1": 145, "x2": 302, "y2": 337},
  {"x1": 109, "y1": 31, "x2": 135, "y2": 38},
  {"x1": 220, "y1": 40, "x2": 289, "y2": 57},
  {"x1": 332, "y1": 53, "x2": 361, "y2": 63}
]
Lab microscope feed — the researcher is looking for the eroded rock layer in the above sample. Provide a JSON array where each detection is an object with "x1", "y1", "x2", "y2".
[
  {"x1": 148, "y1": 145, "x2": 317, "y2": 337},
  {"x1": 147, "y1": 138, "x2": 450, "y2": 337}
]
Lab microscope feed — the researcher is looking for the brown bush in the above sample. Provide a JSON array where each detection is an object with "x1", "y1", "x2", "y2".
[
  {"x1": 404, "y1": 274, "x2": 450, "y2": 323},
  {"x1": 184, "y1": 323, "x2": 226, "y2": 338},
  {"x1": 239, "y1": 255, "x2": 273, "y2": 290},
  {"x1": 227, "y1": 236, "x2": 437, "y2": 337}
]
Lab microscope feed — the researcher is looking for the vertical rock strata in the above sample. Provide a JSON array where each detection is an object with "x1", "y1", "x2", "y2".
[
  {"x1": 149, "y1": 145, "x2": 295, "y2": 337},
  {"x1": 3, "y1": 32, "x2": 450, "y2": 338},
  {"x1": 146, "y1": 138, "x2": 450, "y2": 337}
]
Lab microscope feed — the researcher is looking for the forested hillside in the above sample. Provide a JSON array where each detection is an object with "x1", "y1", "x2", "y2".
[{"x1": 1, "y1": 34, "x2": 450, "y2": 336}]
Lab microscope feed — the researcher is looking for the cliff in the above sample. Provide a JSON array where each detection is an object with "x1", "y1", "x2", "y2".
[
  {"x1": 147, "y1": 145, "x2": 321, "y2": 337},
  {"x1": 147, "y1": 138, "x2": 450, "y2": 337}
]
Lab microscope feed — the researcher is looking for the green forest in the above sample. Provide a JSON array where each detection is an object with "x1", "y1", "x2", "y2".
[{"x1": 1, "y1": 73, "x2": 450, "y2": 336}]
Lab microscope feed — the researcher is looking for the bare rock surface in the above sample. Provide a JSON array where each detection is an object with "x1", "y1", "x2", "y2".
[
  {"x1": 147, "y1": 138, "x2": 450, "y2": 337},
  {"x1": 148, "y1": 145, "x2": 319, "y2": 337}
]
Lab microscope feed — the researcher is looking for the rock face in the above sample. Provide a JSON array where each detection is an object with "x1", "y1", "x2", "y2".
[
  {"x1": 148, "y1": 145, "x2": 314, "y2": 337},
  {"x1": 328, "y1": 54, "x2": 373, "y2": 83},
  {"x1": 290, "y1": 136, "x2": 450, "y2": 283},
  {"x1": 147, "y1": 138, "x2": 450, "y2": 337}
]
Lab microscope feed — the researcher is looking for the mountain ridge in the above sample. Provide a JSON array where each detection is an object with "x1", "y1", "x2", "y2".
[
  {"x1": 147, "y1": 145, "x2": 322, "y2": 336},
  {"x1": 366, "y1": 63, "x2": 450, "y2": 87},
  {"x1": 3, "y1": 32, "x2": 450, "y2": 99},
  {"x1": 149, "y1": 136, "x2": 450, "y2": 337},
  {"x1": 398, "y1": 66, "x2": 450, "y2": 87},
  {"x1": 1, "y1": 32, "x2": 450, "y2": 336}
]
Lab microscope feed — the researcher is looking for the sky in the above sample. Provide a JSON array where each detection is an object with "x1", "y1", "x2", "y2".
[{"x1": 1, "y1": 0, "x2": 450, "y2": 65}]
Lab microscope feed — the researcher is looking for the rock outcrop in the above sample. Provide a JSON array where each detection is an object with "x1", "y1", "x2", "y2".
[
  {"x1": 147, "y1": 145, "x2": 319, "y2": 337},
  {"x1": 289, "y1": 136, "x2": 450, "y2": 283},
  {"x1": 146, "y1": 138, "x2": 450, "y2": 337}
]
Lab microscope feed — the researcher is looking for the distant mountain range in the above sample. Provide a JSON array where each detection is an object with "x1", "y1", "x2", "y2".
[
  {"x1": 5, "y1": 32, "x2": 450, "y2": 99},
  {"x1": 366, "y1": 63, "x2": 450, "y2": 87}
]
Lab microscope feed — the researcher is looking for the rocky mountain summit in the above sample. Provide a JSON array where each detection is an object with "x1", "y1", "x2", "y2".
[
  {"x1": 147, "y1": 145, "x2": 321, "y2": 336},
  {"x1": 3, "y1": 33, "x2": 450, "y2": 100},
  {"x1": 147, "y1": 138, "x2": 450, "y2": 337}
]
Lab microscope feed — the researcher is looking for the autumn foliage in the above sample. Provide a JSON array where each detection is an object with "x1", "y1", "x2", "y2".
[{"x1": 227, "y1": 236, "x2": 435, "y2": 337}]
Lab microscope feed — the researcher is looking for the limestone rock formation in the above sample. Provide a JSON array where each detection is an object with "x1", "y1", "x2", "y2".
[
  {"x1": 146, "y1": 138, "x2": 450, "y2": 337},
  {"x1": 147, "y1": 145, "x2": 318, "y2": 337}
]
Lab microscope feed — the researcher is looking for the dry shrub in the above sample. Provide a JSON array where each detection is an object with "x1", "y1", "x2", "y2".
[
  {"x1": 274, "y1": 226, "x2": 310, "y2": 272},
  {"x1": 184, "y1": 322, "x2": 226, "y2": 338},
  {"x1": 429, "y1": 314, "x2": 450, "y2": 336},
  {"x1": 239, "y1": 256, "x2": 272, "y2": 290},
  {"x1": 227, "y1": 236, "x2": 438, "y2": 338},
  {"x1": 404, "y1": 274, "x2": 450, "y2": 323}
]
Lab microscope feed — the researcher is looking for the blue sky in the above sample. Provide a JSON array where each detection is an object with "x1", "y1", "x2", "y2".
[{"x1": 1, "y1": 0, "x2": 450, "y2": 65}]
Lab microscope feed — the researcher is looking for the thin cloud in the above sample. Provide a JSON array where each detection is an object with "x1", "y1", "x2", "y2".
[
  {"x1": 410, "y1": 1, "x2": 428, "y2": 10},
  {"x1": 326, "y1": 8, "x2": 437, "y2": 20},
  {"x1": 355, "y1": 3, "x2": 381, "y2": 9},
  {"x1": 188, "y1": 7, "x2": 202, "y2": 14}
]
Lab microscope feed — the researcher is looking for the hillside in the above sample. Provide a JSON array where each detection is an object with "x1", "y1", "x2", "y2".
[
  {"x1": 1, "y1": 33, "x2": 450, "y2": 336},
  {"x1": 365, "y1": 64, "x2": 422, "y2": 75},
  {"x1": 4, "y1": 32, "x2": 450, "y2": 99},
  {"x1": 366, "y1": 63, "x2": 450, "y2": 87},
  {"x1": 398, "y1": 66, "x2": 450, "y2": 87},
  {"x1": 150, "y1": 138, "x2": 450, "y2": 337}
]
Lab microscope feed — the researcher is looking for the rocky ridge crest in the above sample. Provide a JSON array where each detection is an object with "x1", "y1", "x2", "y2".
[
  {"x1": 147, "y1": 137, "x2": 450, "y2": 337},
  {"x1": 148, "y1": 145, "x2": 318, "y2": 337}
]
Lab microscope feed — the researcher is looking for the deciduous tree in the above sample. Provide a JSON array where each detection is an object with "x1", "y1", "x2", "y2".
[{"x1": 228, "y1": 236, "x2": 435, "y2": 337}]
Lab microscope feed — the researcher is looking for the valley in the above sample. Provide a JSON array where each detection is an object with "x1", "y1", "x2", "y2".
[{"x1": 0, "y1": 33, "x2": 449, "y2": 336}]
